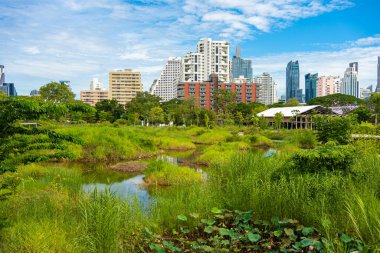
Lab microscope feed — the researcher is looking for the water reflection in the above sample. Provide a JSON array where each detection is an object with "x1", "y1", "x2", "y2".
[{"x1": 82, "y1": 175, "x2": 152, "y2": 207}]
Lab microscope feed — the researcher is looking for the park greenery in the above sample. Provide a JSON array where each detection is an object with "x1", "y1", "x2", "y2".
[{"x1": 1, "y1": 83, "x2": 380, "y2": 252}]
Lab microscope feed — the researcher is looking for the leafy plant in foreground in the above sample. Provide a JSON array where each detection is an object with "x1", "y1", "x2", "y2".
[{"x1": 144, "y1": 208, "x2": 365, "y2": 252}]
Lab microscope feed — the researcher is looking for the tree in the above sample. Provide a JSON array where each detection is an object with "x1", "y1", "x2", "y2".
[
  {"x1": 286, "y1": 98, "x2": 300, "y2": 107},
  {"x1": 314, "y1": 115, "x2": 353, "y2": 144},
  {"x1": 307, "y1": 94, "x2": 365, "y2": 107},
  {"x1": 149, "y1": 106, "x2": 165, "y2": 125},
  {"x1": 126, "y1": 92, "x2": 161, "y2": 124},
  {"x1": 39, "y1": 82, "x2": 75, "y2": 103},
  {"x1": 350, "y1": 107, "x2": 372, "y2": 124},
  {"x1": 273, "y1": 112, "x2": 284, "y2": 130},
  {"x1": 368, "y1": 93, "x2": 380, "y2": 124},
  {"x1": 95, "y1": 99, "x2": 125, "y2": 122},
  {"x1": 235, "y1": 112, "x2": 244, "y2": 127}
]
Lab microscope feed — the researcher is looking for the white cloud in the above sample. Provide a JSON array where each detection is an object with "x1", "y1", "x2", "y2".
[
  {"x1": 24, "y1": 47, "x2": 41, "y2": 55},
  {"x1": 353, "y1": 34, "x2": 380, "y2": 47},
  {"x1": 184, "y1": 0, "x2": 354, "y2": 37}
]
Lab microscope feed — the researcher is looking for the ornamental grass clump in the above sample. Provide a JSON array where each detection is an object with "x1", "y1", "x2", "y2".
[{"x1": 144, "y1": 160, "x2": 202, "y2": 187}]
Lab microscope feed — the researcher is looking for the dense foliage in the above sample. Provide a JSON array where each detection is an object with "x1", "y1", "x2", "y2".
[
  {"x1": 146, "y1": 208, "x2": 364, "y2": 253},
  {"x1": 307, "y1": 94, "x2": 365, "y2": 107},
  {"x1": 314, "y1": 116, "x2": 353, "y2": 144},
  {"x1": 284, "y1": 143, "x2": 357, "y2": 174}
]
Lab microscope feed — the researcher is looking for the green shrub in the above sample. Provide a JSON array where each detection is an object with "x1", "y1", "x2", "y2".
[
  {"x1": 284, "y1": 143, "x2": 357, "y2": 174},
  {"x1": 352, "y1": 122, "x2": 376, "y2": 135},
  {"x1": 314, "y1": 116, "x2": 352, "y2": 144}
]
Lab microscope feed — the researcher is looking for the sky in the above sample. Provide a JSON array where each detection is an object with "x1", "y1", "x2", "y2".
[{"x1": 1, "y1": 0, "x2": 380, "y2": 97}]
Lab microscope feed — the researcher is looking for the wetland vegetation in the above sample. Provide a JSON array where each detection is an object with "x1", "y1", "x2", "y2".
[{"x1": 1, "y1": 92, "x2": 380, "y2": 252}]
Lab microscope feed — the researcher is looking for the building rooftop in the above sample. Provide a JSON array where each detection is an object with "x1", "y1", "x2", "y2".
[{"x1": 257, "y1": 105, "x2": 322, "y2": 118}]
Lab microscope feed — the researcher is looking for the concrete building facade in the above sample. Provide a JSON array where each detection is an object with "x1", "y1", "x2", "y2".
[
  {"x1": 109, "y1": 69, "x2": 142, "y2": 105},
  {"x1": 254, "y1": 72, "x2": 277, "y2": 105},
  {"x1": 0, "y1": 65, "x2": 4, "y2": 87},
  {"x1": 342, "y1": 63, "x2": 359, "y2": 98},
  {"x1": 90, "y1": 78, "x2": 105, "y2": 91},
  {"x1": 80, "y1": 90, "x2": 109, "y2": 106},
  {"x1": 151, "y1": 57, "x2": 182, "y2": 101},
  {"x1": 177, "y1": 75, "x2": 256, "y2": 110},
  {"x1": 316, "y1": 76, "x2": 341, "y2": 97}
]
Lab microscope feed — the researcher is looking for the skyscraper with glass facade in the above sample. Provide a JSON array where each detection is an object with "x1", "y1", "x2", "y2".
[
  {"x1": 286, "y1": 60, "x2": 300, "y2": 101},
  {"x1": 305, "y1": 73, "x2": 318, "y2": 102},
  {"x1": 232, "y1": 47, "x2": 252, "y2": 81}
]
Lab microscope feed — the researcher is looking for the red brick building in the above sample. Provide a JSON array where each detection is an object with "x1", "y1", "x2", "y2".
[{"x1": 177, "y1": 75, "x2": 256, "y2": 110}]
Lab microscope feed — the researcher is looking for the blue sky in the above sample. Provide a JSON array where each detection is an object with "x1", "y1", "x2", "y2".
[{"x1": 1, "y1": 0, "x2": 379, "y2": 97}]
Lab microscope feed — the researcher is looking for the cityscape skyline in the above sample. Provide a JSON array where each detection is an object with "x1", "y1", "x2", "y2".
[{"x1": 1, "y1": 0, "x2": 380, "y2": 97}]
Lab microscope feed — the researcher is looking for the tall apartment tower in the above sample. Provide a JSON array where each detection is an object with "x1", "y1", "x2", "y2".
[
  {"x1": 316, "y1": 76, "x2": 341, "y2": 97},
  {"x1": 286, "y1": 60, "x2": 300, "y2": 101},
  {"x1": 90, "y1": 78, "x2": 105, "y2": 91},
  {"x1": 151, "y1": 57, "x2": 182, "y2": 101},
  {"x1": 255, "y1": 72, "x2": 277, "y2": 105},
  {"x1": 305, "y1": 73, "x2": 318, "y2": 102},
  {"x1": 109, "y1": 69, "x2": 142, "y2": 105},
  {"x1": 342, "y1": 63, "x2": 359, "y2": 98},
  {"x1": 376, "y1": 57, "x2": 380, "y2": 92},
  {"x1": 0, "y1": 65, "x2": 4, "y2": 86},
  {"x1": 197, "y1": 38, "x2": 230, "y2": 82},
  {"x1": 180, "y1": 38, "x2": 229, "y2": 83},
  {"x1": 232, "y1": 47, "x2": 252, "y2": 81}
]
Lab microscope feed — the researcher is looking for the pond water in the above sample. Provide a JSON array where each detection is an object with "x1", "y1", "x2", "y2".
[{"x1": 79, "y1": 147, "x2": 206, "y2": 206}]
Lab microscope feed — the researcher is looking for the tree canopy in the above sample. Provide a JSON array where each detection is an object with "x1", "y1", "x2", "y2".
[
  {"x1": 39, "y1": 82, "x2": 75, "y2": 103},
  {"x1": 307, "y1": 94, "x2": 365, "y2": 107}
]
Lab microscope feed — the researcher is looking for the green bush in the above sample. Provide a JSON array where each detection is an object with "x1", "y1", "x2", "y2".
[
  {"x1": 284, "y1": 143, "x2": 357, "y2": 174},
  {"x1": 352, "y1": 122, "x2": 376, "y2": 135},
  {"x1": 314, "y1": 116, "x2": 352, "y2": 144}
]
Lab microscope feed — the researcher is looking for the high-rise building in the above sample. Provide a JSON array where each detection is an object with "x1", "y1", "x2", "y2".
[
  {"x1": 197, "y1": 38, "x2": 230, "y2": 82},
  {"x1": 316, "y1": 76, "x2": 341, "y2": 97},
  {"x1": 80, "y1": 78, "x2": 109, "y2": 106},
  {"x1": 59, "y1": 80, "x2": 71, "y2": 90},
  {"x1": 180, "y1": 38, "x2": 229, "y2": 83},
  {"x1": 1, "y1": 83, "x2": 17, "y2": 96},
  {"x1": 255, "y1": 72, "x2": 277, "y2": 105},
  {"x1": 376, "y1": 57, "x2": 380, "y2": 92},
  {"x1": 305, "y1": 73, "x2": 318, "y2": 102},
  {"x1": 150, "y1": 57, "x2": 182, "y2": 101},
  {"x1": 90, "y1": 78, "x2": 105, "y2": 91},
  {"x1": 296, "y1": 89, "x2": 303, "y2": 103},
  {"x1": 360, "y1": 86, "x2": 372, "y2": 100},
  {"x1": 30, "y1": 89, "x2": 39, "y2": 96},
  {"x1": 342, "y1": 63, "x2": 359, "y2": 98},
  {"x1": 286, "y1": 60, "x2": 300, "y2": 101},
  {"x1": 232, "y1": 47, "x2": 252, "y2": 81},
  {"x1": 0, "y1": 65, "x2": 4, "y2": 87},
  {"x1": 109, "y1": 69, "x2": 142, "y2": 105},
  {"x1": 181, "y1": 52, "x2": 204, "y2": 82}
]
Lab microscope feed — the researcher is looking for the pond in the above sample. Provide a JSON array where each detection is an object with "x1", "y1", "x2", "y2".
[{"x1": 79, "y1": 147, "x2": 206, "y2": 206}]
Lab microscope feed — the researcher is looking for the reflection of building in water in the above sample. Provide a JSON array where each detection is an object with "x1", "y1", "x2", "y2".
[{"x1": 159, "y1": 155, "x2": 178, "y2": 166}]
